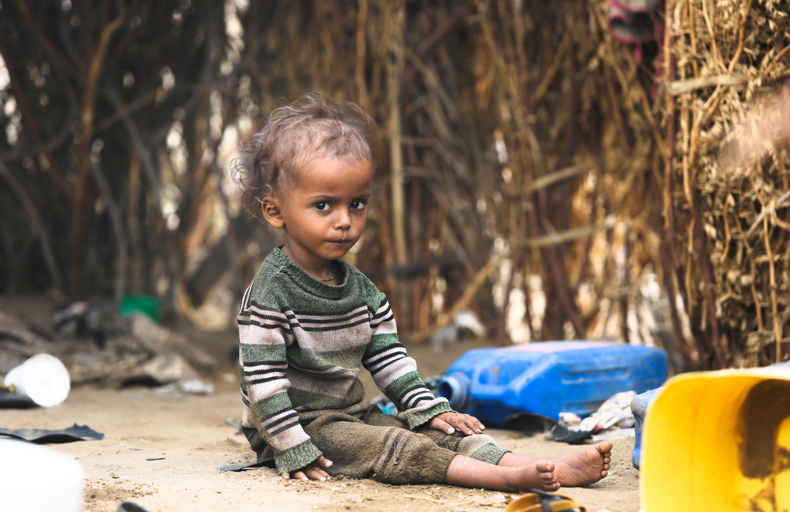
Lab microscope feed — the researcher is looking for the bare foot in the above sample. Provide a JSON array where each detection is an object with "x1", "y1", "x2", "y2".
[
  {"x1": 508, "y1": 459, "x2": 560, "y2": 492},
  {"x1": 445, "y1": 456, "x2": 560, "y2": 492},
  {"x1": 552, "y1": 441, "x2": 612, "y2": 487}
]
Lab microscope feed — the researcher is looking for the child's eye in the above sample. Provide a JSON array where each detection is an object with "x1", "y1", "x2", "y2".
[
  {"x1": 314, "y1": 202, "x2": 330, "y2": 211},
  {"x1": 351, "y1": 200, "x2": 367, "y2": 210}
]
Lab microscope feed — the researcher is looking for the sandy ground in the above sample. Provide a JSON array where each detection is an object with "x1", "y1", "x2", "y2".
[{"x1": 2, "y1": 333, "x2": 642, "y2": 512}]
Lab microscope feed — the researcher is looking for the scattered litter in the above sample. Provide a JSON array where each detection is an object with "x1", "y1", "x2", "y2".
[
  {"x1": 117, "y1": 501, "x2": 149, "y2": 512},
  {"x1": 559, "y1": 412, "x2": 581, "y2": 427},
  {"x1": 481, "y1": 494, "x2": 513, "y2": 507},
  {"x1": 593, "y1": 427, "x2": 635, "y2": 442},
  {"x1": 219, "y1": 460, "x2": 273, "y2": 472},
  {"x1": 576, "y1": 391, "x2": 636, "y2": 431},
  {"x1": 1, "y1": 309, "x2": 217, "y2": 390},
  {"x1": 430, "y1": 310, "x2": 485, "y2": 352},
  {"x1": 53, "y1": 299, "x2": 124, "y2": 347},
  {"x1": 0, "y1": 312, "x2": 54, "y2": 375},
  {"x1": 548, "y1": 391, "x2": 637, "y2": 444},
  {"x1": 0, "y1": 388, "x2": 36, "y2": 408},
  {"x1": 504, "y1": 412, "x2": 558, "y2": 436},
  {"x1": 225, "y1": 417, "x2": 243, "y2": 432},
  {"x1": 404, "y1": 495, "x2": 447, "y2": 504},
  {"x1": 0, "y1": 423, "x2": 104, "y2": 444},
  {"x1": 505, "y1": 412, "x2": 595, "y2": 444},
  {"x1": 154, "y1": 378, "x2": 215, "y2": 395}
]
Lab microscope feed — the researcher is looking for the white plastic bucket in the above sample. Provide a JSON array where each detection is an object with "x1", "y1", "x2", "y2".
[
  {"x1": 4, "y1": 354, "x2": 71, "y2": 407},
  {"x1": 0, "y1": 439, "x2": 84, "y2": 512}
]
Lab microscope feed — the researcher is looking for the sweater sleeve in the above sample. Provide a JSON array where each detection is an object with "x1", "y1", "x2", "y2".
[
  {"x1": 238, "y1": 286, "x2": 323, "y2": 474},
  {"x1": 362, "y1": 295, "x2": 452, "y2": 429}
]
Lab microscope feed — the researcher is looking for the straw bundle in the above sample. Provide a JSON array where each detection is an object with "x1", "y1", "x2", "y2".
[{"x1": 664, "y1": 0, "x2": 790, "y2": 368}]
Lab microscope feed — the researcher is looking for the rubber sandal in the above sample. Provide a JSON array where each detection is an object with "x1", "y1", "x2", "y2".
[{"x1": 504, "y1": 489, "x2": 586, "y2": 512}]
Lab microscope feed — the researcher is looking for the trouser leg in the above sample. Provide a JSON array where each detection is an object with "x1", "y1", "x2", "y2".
[{"x1": 304, "y1": 410, "x2": 456, "y2": 485}]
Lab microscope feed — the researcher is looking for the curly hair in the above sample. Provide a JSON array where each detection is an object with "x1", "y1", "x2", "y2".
[{"x1": 233, "y1": 92, "x2": 375, "y2": 221}]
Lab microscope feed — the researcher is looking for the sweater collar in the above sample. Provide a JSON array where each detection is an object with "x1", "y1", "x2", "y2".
[{"x1": 266, "y1": 246, "x2": 351, "y2": 299}]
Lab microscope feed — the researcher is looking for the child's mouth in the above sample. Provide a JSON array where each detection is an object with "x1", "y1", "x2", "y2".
[{"x1": 329, "y1": 239, "x2": 351, "y2": 246}]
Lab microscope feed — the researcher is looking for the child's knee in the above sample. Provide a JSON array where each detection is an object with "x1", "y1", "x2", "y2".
[{"x1": 457, "y1": 434, "x2": 498, "y2": 458}]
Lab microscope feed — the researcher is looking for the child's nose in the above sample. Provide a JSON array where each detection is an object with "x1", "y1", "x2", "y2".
[{"x1": 334, "y1": 209, "x2": 351, "y2": 229}]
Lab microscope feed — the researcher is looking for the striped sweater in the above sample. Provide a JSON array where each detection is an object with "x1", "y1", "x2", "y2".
[{"x1": 237, "y1": 247, "x2": 452, "y2": 474}]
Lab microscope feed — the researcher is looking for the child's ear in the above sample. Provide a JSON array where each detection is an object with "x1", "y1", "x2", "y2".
[{"x1": 261, "y1": 196, "x2": 284, "y2": 229}]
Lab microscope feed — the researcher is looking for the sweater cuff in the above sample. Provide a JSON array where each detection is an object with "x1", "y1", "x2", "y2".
[
  {"x1": 274, "y1": 439, "x2": 323, "y2": 474},
  {"x1": 402, "y1": 400, "x2": 454, "y2": 430}
]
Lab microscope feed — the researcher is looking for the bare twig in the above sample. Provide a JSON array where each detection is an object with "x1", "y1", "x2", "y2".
[
  {"x1": 0, "y1": 35, "x2": 73, "y2": 198},
  {"x1": 355, "y1": 0, "x2": 370, "y2": 110},
  {"x1": 727, "y1": 0, "x2": 754, "y2": 74},
  {"x1": 762, "y1": 215, "x2": 782, "y2": 363},
  {"x1": 89, "y1": 160, "x2": 128, "y2": 306},
  {"x1": 70, "y1": 10, "x2": 124, "y2": 298}
]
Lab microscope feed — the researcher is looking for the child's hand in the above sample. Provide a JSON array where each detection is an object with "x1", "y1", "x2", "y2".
[
  {"x1": 282, "y1": 456, "x2": 333, "y2": 481},
  {"x1": 429, "y1": 412, "x2": 485, "y2": 436}
]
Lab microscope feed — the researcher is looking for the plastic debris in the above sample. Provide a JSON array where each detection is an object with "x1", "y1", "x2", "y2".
[{"x1": 0, "y1": 423, "x2": 104, "y2": 444}]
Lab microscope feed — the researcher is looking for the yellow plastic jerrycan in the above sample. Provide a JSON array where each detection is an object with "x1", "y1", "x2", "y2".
[{"x1": 641, "y1": 366, "x2": 790, "y2": 512}]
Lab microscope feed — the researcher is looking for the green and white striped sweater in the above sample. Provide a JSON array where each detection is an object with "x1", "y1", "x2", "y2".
[{"x1": 237, "y1": 247, "x2": 452, "y2": 474}]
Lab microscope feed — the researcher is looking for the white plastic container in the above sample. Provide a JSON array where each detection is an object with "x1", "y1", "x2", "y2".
[
  {"x1": 0, "y1": 439, "x2": 84, "y2": 512},
  {"x1": 4, "y1": 354, "x2": 71, "y2": 407}
]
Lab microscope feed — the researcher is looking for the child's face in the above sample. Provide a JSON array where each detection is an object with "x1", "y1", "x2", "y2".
[{"x1": 264, "y1": 154, "x2": 373, "y2": 270}]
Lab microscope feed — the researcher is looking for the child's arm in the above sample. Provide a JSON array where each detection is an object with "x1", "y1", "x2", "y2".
[
  {"x1": 239, "y1": 294, "x2": 325, "y2": 475},
  {"x1": 362, "y1": 295, "x2": 454, "y2": 428}
]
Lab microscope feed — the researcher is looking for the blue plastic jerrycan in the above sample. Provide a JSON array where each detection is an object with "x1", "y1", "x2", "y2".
[
  {"x1": 437, "y1": 341, "x2": 668, "y2": 427},
  {"x1": 630, "y1": 387, "x2": 662, "y2": 469}
]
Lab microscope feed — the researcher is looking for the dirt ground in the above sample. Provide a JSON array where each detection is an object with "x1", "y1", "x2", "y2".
[{"x1": 2, "y1": 327, "x2": 642, "y2": 512}]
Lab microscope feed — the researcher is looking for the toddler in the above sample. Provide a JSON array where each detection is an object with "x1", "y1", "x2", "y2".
[{"x1": 233, "y1": 92, "x2": 611, "y2": 491}]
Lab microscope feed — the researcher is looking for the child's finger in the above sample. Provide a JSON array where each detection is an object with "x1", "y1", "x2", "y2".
[
  {"x1": 459, "y1": 415, "x2": 485, "y2": 434},
  {"x1": 448, "y1": 415, "x2": 475, "y2": 435},
  {"x1": 433, "y1": 418, "x2": 455, "y2": 434},
  {"x1": 305, "y1": 467, "x2": 331, "y2": 481},
  {"x1": 282, "y1": 472, "x2": 291, "y2": 480},
  {"x1": 458, "y1": 420, "x2": 475, "y2": 435},
  {"x1": 293, "y1": 470, "x2": 308, "y2": 481},
  {"x1": 316, "y1": 455, "x2": 333, "y2": 468}
]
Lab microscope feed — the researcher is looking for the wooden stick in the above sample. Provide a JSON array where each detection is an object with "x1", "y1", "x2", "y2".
[
  {"x1": 521, "y1": 162, "x2": 592, "y2": 195},
  {"x1": 700, "y1": 0, "x2": 722, "y2": 70},
  {"x1": 734, "y1": 189, "x2": 765, "y2": 334},
  {"x1": 89, "y1": 160, "x2": 128, "y2": 306},
  {"x1": 513, "y1": 216, "x2": 616, "y2": 248},
  {"x1": 531, "y1": 30, "x2": 572, "y2": 104},
  {"x1": 355, "y1": 0, "x2": 370, "y2": 110},
  {"x1": 762, "y1": 215, "x2": 782, "y2": 364},
  {"x1": 666, "y1": 75, "x2": 748, "y2": 96},
  {"x1": 70, "y1": 11, "x2": 124, "y2": 298},
  {"x1": 387, "y1": 0, "x2": 408, "y2": 268},
  {"x1": 410, "y1": 251, "x2": 506, "y2": 344},
  {"x1": 727, "y1": 0, "x2": 754, "y2": 74}
]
